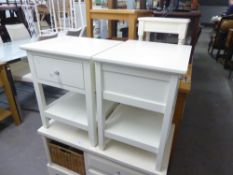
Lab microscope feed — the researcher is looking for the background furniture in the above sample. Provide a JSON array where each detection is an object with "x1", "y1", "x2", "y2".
[
  {"x1": 208, "y1": 15, "x2": 233, "y2": 60},
  {"x1": 85, "y1": 0, "x2": 152, "y2": 39},
  {"x1": 5, "y1": 23, "x2": 32, "y2": 83},
  {"x1": 223, "y1": 28, "x2": 233, "y2": 79},
  {"x1": 153, "y1": 10, "x2": 201, "y2": 62},
  {"x1": 5, "y1": 23, "x2": 31, "y2": 41},
  {"x1": 0, "y1": 62, "x2": 21, "y2": 125}
]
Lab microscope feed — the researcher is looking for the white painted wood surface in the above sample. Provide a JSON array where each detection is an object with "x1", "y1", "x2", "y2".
[
  {"x1": 105, "y1": 104, "x2": 163, "y2": 153},
  {"x1": 45, "y1": 92, "x2": 116, "y2": 131},
  {"x1": 93, "y1": 40, "x2": 192, "y2": 74},
  {"x1": 39, "y1": 121, "x2": 175, "y2": 175},
  {"x1": 21, "y1": 36, "x2": 122, "y2": 60},
  {"x1": 138, "y1": 17, "x2": 190, "y2": 44}
]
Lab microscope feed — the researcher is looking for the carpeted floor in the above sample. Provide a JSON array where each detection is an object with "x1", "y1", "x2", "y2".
[{"x1": 0, "y1": 27, "x2": 233, "y2": 175}]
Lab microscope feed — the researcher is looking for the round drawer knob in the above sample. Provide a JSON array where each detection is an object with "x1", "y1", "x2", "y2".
[{"x1": 54, "y1": 70, "x2": 60, "y2": 76}]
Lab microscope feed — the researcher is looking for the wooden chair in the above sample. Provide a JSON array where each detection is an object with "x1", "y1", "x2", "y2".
[
  {"x1": 0, "y1": 62, "x2": 21, "y2": 125},
  {"x1": 138, "y1": 17, "x2": 192, "y2": 157},
  {"x1": 5, "y1": 23, "x2": 32, "y2": 83},
  {"x1": 208, "y1": 15, "x2": 233, "y2": 60}
]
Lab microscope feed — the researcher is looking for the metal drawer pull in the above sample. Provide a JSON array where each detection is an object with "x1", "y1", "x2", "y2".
[{"x1": 113, "y1": 172, "x2": 120, "y2": 175}]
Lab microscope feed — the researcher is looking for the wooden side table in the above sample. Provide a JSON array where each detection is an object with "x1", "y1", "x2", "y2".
[
  {"x1": 85, "y1": 0, "x2": 152, "y2": 39},
  {"x1": 0, "y1": 63, "x2": 21, "y2": 125}
]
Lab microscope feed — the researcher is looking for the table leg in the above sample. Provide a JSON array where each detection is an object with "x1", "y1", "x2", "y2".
[
  {"x1": 0, "y1": 65, "x2": 21, "y2": 125},
  {"x1": 128, "y1": 16, "x2": 137, "y2": 40}
]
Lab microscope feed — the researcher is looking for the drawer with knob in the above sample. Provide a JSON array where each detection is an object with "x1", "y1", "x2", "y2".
[
  {"x1": 85, "y1": 153, "x2": 148, "y2": 175},
  {"x1": 33, "y1": 56, "x2": 85, "y2": 90}
]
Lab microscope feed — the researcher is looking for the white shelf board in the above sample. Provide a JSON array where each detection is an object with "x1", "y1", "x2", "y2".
[
  {"x1": 38, "y1": 121, "x2": 174, "y2": 175},
  {"x1": 45, "y1": 92, "x2": 116, "y2": 130},
  {"x1": 105, "y1": 104, "x2": 163, "y2": 153}
]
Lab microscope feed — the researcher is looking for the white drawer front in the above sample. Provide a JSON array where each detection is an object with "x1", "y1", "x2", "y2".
[
  {"x1": 102, "y1": 65, "x2": 171, "y2": 113},
  {"x1": 34, "y1": 56, "x2": 84, "y2": 89},
  {"x1": 48, "y1": 165, "x2": 69, "y2": 175},
  {"x1": 85, "y1": 154, "x2": 147, "y2": 175}
]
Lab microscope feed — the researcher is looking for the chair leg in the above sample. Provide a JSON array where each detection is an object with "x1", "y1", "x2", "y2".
[
  {"x1": 229, "y1": 71, "x2": 233, "y2": 79},
  {"x1": 216, "y1": 49, "x2": 221, "y2": 61}
]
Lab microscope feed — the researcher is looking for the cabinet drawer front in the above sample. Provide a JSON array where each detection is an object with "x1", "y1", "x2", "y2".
[
  {"x1": 48, "y1": 166, "x2": 69, "y2": 175},
  {"x1": 85, "y1": 154, "x2": 147, "y2": 175},
  {"x1": 87, "y1": 168, "x2": 107, "y2": 175},
  {"x1": 34, "y1": 56, "x2": 84, "y2": 89},
  {"x1": 102, "y1": 65, "x2": 171, "y2": 113}
]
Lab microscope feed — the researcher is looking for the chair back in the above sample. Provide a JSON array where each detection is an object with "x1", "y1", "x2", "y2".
[
  {"x1": 138, "y1": 17, "x2": 190, "y2": 45},
  {"x1": 5, "y1": 23, "x2": 31, "y2": 41}
]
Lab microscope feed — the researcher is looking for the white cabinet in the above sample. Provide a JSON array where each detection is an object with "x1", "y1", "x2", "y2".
[
  {"x1": 93, "y1": 40, "x2": 191, "y2": 171},
  {"x1": 85, "y1": 153, "x2": 147, "y2": 175},
  {"x1": 22, "y1": 36, "x2": 122, "y2": 147}
]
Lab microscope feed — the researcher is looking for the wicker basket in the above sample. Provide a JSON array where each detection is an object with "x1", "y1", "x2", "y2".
[{"x1": 48, "y1": 141, "x2": 85, "y2": 175}]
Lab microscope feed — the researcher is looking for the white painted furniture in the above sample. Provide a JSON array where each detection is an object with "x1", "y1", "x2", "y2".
[
  {"x1": 93, "y1": 40, "x2": 192, "y2": 171},
  {"x1": 21, "y1": 36, "x2": 122, "y2": 146},
  {"x1": 22, "y1": 37, "x2": 191, "y2": 175},
  {"x1": 138, "y1": 17, "x2": 190, "y2": 44}
]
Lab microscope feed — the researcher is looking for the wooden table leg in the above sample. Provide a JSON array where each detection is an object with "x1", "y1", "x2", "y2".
[
  {"x1": 128, "y1": 16, "x2": 137, "y2": 39},
  {"x1": 0, "y1": 64, "x2": 21, "y2": 125}
]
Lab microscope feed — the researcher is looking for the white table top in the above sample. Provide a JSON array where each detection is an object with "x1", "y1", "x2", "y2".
[
  {"x1": 0, "y1": 38, "x2": 36, "y2": 63},
  {"x1": 21, "y1": 36, "x2": 123, "y2": 60},
  {"x1": 93, "y1": 40, "x2": 192, "y2": 74}
]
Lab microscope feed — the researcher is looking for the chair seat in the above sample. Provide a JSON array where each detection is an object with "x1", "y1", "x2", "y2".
[{"x1": 9, "y1": 60, "x2": 33, "y2": 83}]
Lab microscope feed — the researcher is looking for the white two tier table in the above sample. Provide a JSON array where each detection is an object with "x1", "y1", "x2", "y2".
[
  {"x1": 21, "y1": 36, "x2": 122, "y2": 147},
  {"x1": 93, "y1": 40, "x2": 192, "y2": 172}
]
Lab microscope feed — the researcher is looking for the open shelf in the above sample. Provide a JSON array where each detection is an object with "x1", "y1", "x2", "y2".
[
  {"x1": 38, "y1": 121, "x2": 174, "y2": 175},
  {"x1": 45, "y1": 92, "x2": 117, "y2": 130},
  {"x1": 105, "y1": 104, "x2": 164, "y2": 153}
]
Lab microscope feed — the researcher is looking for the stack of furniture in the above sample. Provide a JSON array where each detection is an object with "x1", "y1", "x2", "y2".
[{"x1": 22, "y1": 27, "x2": 191, "y2": 174}]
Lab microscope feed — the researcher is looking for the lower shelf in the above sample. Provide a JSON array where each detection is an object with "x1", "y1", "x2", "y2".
[
  {"x1": 45, "y1": 92, "x2": 117, "y2": 130},
  {"x1": 38, "y1": 121, "x2": 174, "y2": 175},
  {"x1": 105, "y1": 104, "x2": 163, "y2": 153}
]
